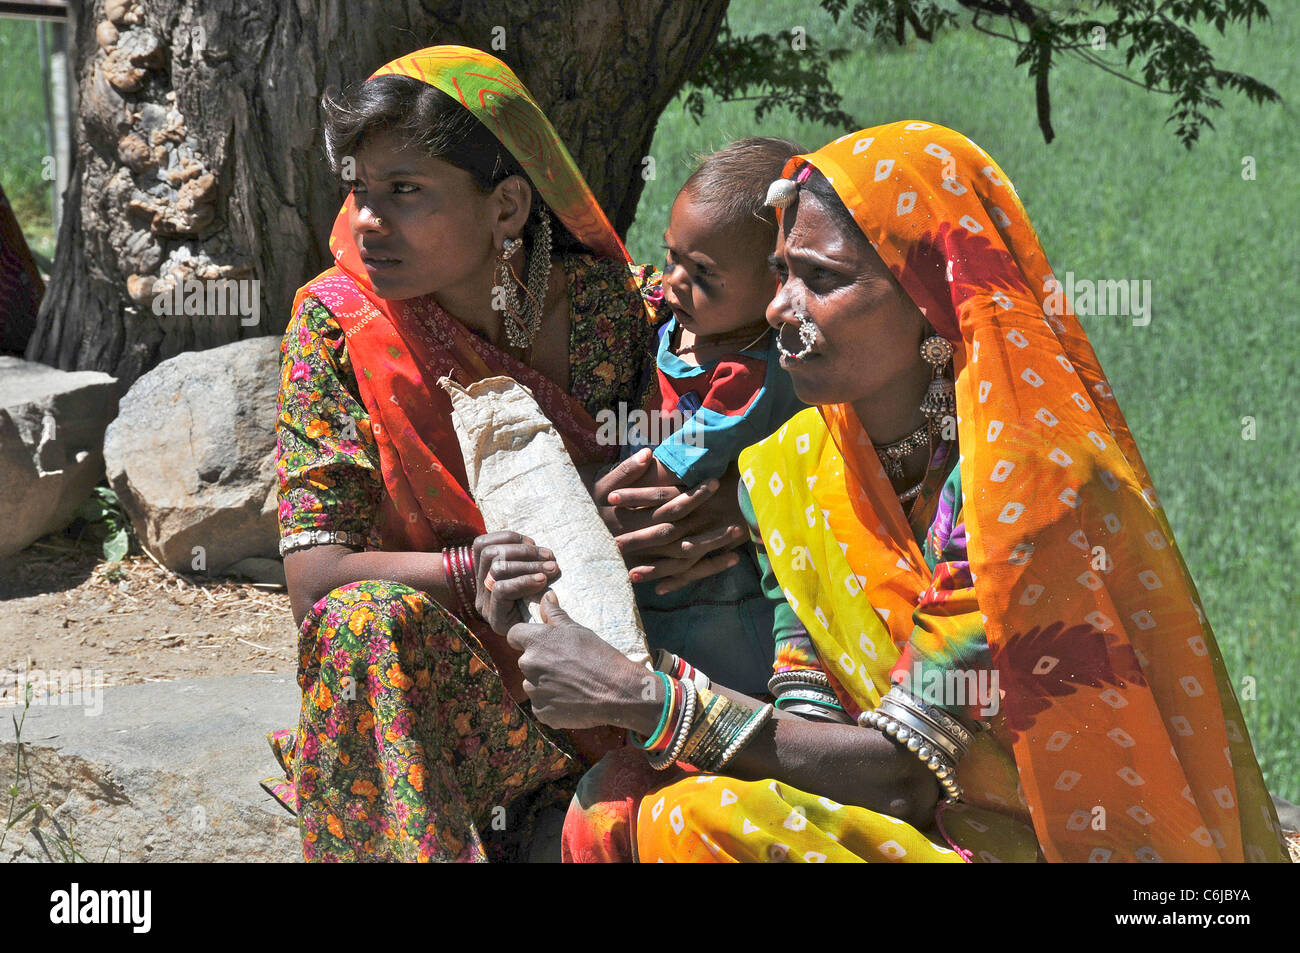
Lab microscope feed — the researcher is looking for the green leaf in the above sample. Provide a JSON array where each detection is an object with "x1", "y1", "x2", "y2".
[
  {"x1": 8, "y1": 802, "x2": 38, "y2": 825},
  {"x1": 76, "y1": 500, "x2": 110, "y2": 523},
  {"x1": 103, "y1": 529, "x2": 129, "y2": 563}
]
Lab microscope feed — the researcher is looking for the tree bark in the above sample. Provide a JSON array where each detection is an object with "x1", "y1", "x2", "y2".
[{"x1": 27, "y1": 0, "x2": 728, "y2": 386}]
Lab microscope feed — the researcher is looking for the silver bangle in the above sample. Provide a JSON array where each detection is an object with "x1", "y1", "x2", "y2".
[
  {"x1": 279, "y1": 529, "x2": 366, "y2": 556},
  {"x1": 768, "y1": 669, "x2": 832, "y2": 694},
  {"x1": 881, "y1": 686, "x2": 974, "y2": 751},
  {"x1": 715, "y1": 703, "x2": 775, "y2": 771},
  {"x1": 860, "y1": 708, "x2": 964, "y2": 803},
  {"x1": 773, "y1": 685, "x2": 842, "y2": 709},
  {"x1": 865, "y1": 701, "x2": 965, "y2": 764}
]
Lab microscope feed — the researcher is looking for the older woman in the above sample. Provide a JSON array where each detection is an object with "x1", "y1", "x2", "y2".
[
  {"x1": 265, "y1": 46, "x2": 742, "y2": 862},
  {"x1": 492, "y1": 121, "x2": 1289, "y2": 862}
]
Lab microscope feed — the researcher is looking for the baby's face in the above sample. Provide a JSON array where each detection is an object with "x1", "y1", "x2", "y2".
[{"x1": 661, "y1": 189, "x2": 777, "y2": 337}]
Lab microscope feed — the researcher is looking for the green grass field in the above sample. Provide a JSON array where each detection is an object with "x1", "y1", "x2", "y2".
[
  {"x1": 1, "y1": 3, "x2": 1295, "y2": 800},
  {"x1": 0, "y1": 17, "x2": 56, "y2": 260},
  {"x1": 630, "y1": 1, "x2": 1299, "y2": 800}
]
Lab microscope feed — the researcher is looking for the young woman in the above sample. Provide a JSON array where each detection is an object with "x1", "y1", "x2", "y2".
[{"x1": 267, "y1": 46, "x2": 740, "y2": 862}]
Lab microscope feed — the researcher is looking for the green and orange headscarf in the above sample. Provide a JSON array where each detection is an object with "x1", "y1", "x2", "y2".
[
  {"x1": 291, "y1": 46, "x2": 635, "y2": 553},
  {"x1": 769, "y1": 121, "x2": 1286, "y2": 862}
]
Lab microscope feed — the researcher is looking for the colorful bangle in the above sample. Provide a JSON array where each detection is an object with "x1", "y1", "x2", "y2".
[
  {"x1": 653, "y1": 649, "x2": 711, "y2": 692},
  {"x1": 631, "y1": 672, "x2": 676, "y2": 751},
  {"x1": 442, "y1": 544, "x2": 481, "y2": 622},
  {"x1": 678, "y1": 690, "x2": 725, "y2": 767},
  {"x1": 649, "y1": 677, "x2": 697, "y2": 771},
  {"x1": 697, "y1": 702, "x2": 753, "y2": 771},
  {"x1": 682, "y1": 692, "x2": 753, "y2": 773}
]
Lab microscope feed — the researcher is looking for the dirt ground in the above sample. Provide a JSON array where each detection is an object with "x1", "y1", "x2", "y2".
[{"x1": 0, "y1": 532, "x2": 297, "y2": 706}]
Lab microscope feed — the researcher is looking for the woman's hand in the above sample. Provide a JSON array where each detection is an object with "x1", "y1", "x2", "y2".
[
  {"x1": 506, "y1": 592, "x2": 661, "y2": 732},
  {"x1": 593, "y1": 449, "x2": 747, "y2": 593},
  {"x1": 472, "y1": 531, "x2": 560, "y2": 636}
]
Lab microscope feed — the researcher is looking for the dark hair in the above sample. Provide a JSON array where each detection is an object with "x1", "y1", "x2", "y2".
[
  {"x1": 797, "y1": 165, "x2": 869, "y2": 247},
  {"x1": 320, "y1": 73, "x2": 584, "y2": 253},
  {"x1": 681, "y1": 136, "x2": 807, "y2": 240}
]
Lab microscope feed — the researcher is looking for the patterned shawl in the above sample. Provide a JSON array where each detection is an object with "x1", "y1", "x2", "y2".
[{"x1": 765, "y1": 121, "x2": 1286, "y2": 862}]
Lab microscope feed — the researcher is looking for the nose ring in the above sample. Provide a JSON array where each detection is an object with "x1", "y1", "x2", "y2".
[
  {"x1": 373, "y1": 216, "x2": 384, "y2": 227},
  {"x1": 776, "y1": 306, "x2": 818, "y2": 360}
]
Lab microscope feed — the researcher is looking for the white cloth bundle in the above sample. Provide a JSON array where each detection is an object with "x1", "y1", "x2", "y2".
[{"x1": 440, "y1": 375, "x2": 651, "y2": 666}]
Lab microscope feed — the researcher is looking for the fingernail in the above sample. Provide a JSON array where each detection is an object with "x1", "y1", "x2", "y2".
[
  {"x1": 533, "y1": 573, "x2": 547, "y2": 583},
  {"x1": 655, "y1": 585, "x2": 668, "y2": 596},
  {"x1": 630, "y1": 570, "x2": 642, "y2": 582},
  {"x1": 707, "y1": 479, "x2": 719, "y2": 492},
  {"x1": 539, "y1": 549, "x2": 554, "y2": 560},
  {"x1": 608, "y1": 492, "x2": 621, "y2": 504},
  {"x1": 542, "y1": 561, "x2": 557, "y2": 572}
]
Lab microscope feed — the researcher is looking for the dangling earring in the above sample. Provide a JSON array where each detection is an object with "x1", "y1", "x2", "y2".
[
  {"x1": 495, "y1": 211, "x2": 553, "y2": 350},
  {"x1": 919, "y1": 334, "x2": 956, "y2": 424},
  {"x1": 776, "y1": 305, "x2": 818, "y2": 360}
]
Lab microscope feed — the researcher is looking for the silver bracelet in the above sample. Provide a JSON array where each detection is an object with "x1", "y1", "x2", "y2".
[
  {"x1": 860, "y1": 701, "x2": 965, "y2": 803},
  {"x1": 279, "y1": 529, "x2": 366, "y2": 556},
  {"x1": 715, "y1": 703, "x2": 775, "y2": 771},
  {"x1": 768, "y1": 668, "x2": 832, "y2": 694}
]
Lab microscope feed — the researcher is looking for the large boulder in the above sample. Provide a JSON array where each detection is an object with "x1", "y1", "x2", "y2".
[
  {"x1": 103, "y1": 336, "x2": 281, "y2": 572},
  {"x1": 0, "y1": 358, "x2": 119, "y2": 558},
  {"x1": 0, "y1": 674, "x2": 302, "y2": 863}
]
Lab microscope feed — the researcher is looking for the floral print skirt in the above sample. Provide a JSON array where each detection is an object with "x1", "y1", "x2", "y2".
[{"x1": 262, "y1": 580, "x2": 579, "y2": 862}]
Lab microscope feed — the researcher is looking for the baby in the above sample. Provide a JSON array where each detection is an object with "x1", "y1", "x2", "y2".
[{"x1": 630, "y1": 136, "x2": 808, "y2": 695}]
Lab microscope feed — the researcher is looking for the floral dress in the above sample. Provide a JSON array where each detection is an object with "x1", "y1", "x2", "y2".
[{"x1": 266, "y1": 253, "x2": 660, "y2": 862}]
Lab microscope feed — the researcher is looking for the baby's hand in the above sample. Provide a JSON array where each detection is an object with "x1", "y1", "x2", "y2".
[{"x1": 643, "y1": 457, "x2": 687, "y2": 493}]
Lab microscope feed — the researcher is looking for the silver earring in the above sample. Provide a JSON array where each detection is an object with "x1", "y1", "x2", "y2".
[
  {"x1": 919, "y1": 334, "x2": 956, "y2": 423},
  {"x1": 776, "y1": 305, "x2": 818, "y2": 360},
  {"x1": 494, "y1": 215, "x2": 552, "y2": 349}
]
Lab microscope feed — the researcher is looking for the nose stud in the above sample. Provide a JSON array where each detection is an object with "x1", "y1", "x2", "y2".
[{"x1": 776, "y1": 306, "x2": 818, "y2": 360}]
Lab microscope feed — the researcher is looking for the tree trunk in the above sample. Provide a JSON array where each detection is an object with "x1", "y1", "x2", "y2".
[{"x1": 26, "y1": 0, "x2": 728, "y2": 386}]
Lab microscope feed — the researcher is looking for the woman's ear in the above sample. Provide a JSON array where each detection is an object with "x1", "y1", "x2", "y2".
[{"x1": 492, "y1": 174, "x2": 533, "y2": 247}]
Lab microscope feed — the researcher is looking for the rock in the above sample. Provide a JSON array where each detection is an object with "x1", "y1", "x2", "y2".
[
  {"x1": 0, "y1": 674, "x2": 302, "y2": 863},
  {"x1": 0, "y1": 359, "x2": 119, "y2": 559},
  {"x1": 103, "y1": 337, "x2": 281, "y2": 573},
  {"x1": 221, "y1": 556, "x2": 286, "y2": 587}
]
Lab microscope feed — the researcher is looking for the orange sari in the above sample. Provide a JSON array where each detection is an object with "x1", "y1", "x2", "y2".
[{"x1": 636, "y1": 121, "x2": 1288, "y2": 862}]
